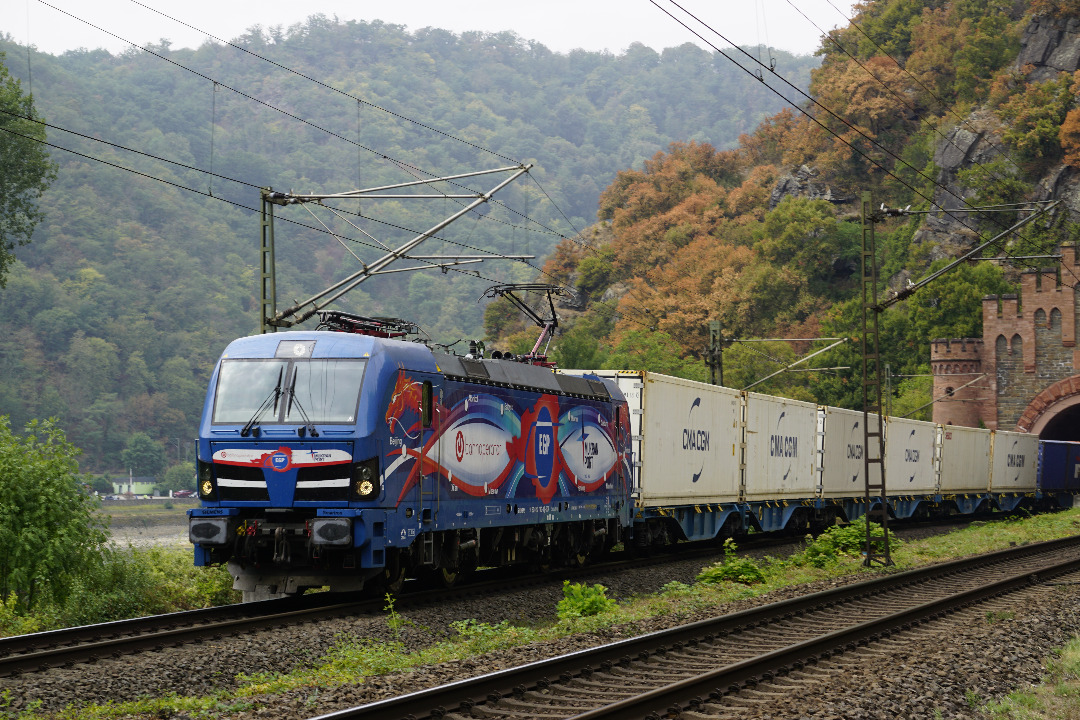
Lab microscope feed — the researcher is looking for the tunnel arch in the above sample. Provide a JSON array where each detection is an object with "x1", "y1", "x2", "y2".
[{"x1": 1018, "y1": 376, "x2": 1080, "y2": 440}]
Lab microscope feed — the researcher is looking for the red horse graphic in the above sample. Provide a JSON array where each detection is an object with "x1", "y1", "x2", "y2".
[{"x1": 385, "y1": 371, "x2": 425, "y2": 438}]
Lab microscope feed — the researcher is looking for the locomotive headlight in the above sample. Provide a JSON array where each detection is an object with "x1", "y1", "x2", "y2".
[
  {"x1": 197, "y1": 460, "x2": 217, "y2": 501},
  {"x1": 350, "y1": 457, "x2": 381, "y2": 501}
]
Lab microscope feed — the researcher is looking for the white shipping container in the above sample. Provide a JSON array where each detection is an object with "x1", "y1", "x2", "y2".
[
  {"x1": 635, "y1": 373, "x2": 743, "y2": 505},
  {"x1": 743, "y1": 392, "x2": 818, "y2": 500},
  {"x1": 939, "y1": 425, "x2": 992, "y2": 493},
  {"x1": 884, "y1": 416, "x2": 939, "y2": 495},
  {"x1": 820, "y1": 405, "x2": 866, "y2": 498},
  {"x1": 990, "y1": 430, "x2": 1039, "y2": 492}
]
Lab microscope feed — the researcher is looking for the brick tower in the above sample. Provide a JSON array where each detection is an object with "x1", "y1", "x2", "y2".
[
  {"x1": 930, "y1": 338, "x2": 990, "y2": 427},
  {"x1": 931, "y1": 245, "x2": 1080, "y2": 437}
]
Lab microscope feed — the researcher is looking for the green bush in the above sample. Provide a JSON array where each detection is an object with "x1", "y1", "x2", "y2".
[
  {"x1": 696, "y1": 539, "x2": 765, "y2": 585},
  {"x1": 0, "y1": 594, "x2": 40, "y2": 636},
  {"x1": 0, "y1": 546, "x2": 238, "y2": 635},
  {"x1": 0, "y1": 417, "x2": 110, "y2": 613},
  {"x1": 789, "y1": 522, "x2": 900, "y2": 568},
  {"x1": 556, "y1": 581, "x2": 617, "y2": 619}
]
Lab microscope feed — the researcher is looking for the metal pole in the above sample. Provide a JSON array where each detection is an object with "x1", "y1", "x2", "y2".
[
  {"x1": 708, "y1": 320, "x2": 722, "y2": 386},
  {"x1": 861, "y1": 191, "x2": 891, "y2": 567},
  {"x1": 259, "y1": 188, "x2": 277, "y2": 334}
]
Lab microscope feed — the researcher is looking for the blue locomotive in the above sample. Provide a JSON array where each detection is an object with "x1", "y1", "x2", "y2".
[{"x1": 189, "y1": 315, "x2": 633, "y2": 600}]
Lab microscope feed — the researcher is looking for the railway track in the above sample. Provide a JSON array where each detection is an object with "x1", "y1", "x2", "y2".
[
  {"x1": 315, "y1": 535, "x2": 1080, "y2": 720},
  {"x1": 0, "y1": 544, "x2": 727, "y2": 679}
]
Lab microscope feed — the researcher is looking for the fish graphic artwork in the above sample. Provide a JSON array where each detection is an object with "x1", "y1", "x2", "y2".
[{"x1": 383, "y1": 377, "x2": 624, "y2": 507}]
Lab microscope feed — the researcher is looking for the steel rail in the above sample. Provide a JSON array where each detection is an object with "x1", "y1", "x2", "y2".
[
  {"x1": 574, "y1": 551, "x2": 1080, "y2": 719},
  {"x1": 312, "y1": 535, "x2": 1080, "y2": 720},
  {"x1": 0, "y1": 543, "x2": 727, "y2": 678}
]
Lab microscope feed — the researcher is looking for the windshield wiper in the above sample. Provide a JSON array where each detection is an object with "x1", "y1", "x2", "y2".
[
  {"x1": 285, "y1": 372, "x2": 319, "y2": 438},
  {"x1": 240, "y1": 366, "x2": 284, "y2": 437}
]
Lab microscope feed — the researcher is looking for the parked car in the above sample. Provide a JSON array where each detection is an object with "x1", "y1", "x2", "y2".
[{"x1": 173, "y1": 489, "x2": 196, "y2": 498}]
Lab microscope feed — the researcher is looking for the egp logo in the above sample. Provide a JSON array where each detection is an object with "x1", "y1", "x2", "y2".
[
  {"x1": 455, "y1": 430, "x2": 465, "y2": 463},
  {"x1": 270, "y1": 451, "x2": 290, "y2": 471}
]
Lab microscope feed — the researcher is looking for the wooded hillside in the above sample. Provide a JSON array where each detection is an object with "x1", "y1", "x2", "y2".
[
  {"x1": 0, "y1": 18, "x2": 815, "y2": 472},
  {"x1": 506, "y1": 0, "x2": 1080, "y2": 419}
]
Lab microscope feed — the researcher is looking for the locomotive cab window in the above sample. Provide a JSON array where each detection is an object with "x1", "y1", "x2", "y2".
[
  {"x1": 213, "y1": 358, "x2": 367, "y2": 425},
  {"x1": 285, "y1": 359, "x2": 366, "y2": 424}
]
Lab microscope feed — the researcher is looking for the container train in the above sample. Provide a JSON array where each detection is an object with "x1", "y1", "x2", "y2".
[{"x1": 188, "y1": 317, "x2": 1080, "y2": 600}]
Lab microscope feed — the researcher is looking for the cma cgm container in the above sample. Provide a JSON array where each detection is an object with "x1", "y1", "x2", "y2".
[
  {"x1": 820, "y1": 405, "x2": 865, "y2": 498},
  {"x1": 937, "y1": 424, "x2": 992, "y2": 515},
  {"x1": 990, "y1": 430, "x2": 1039, "y2": 492},
  {"x1": 742, "y1": 392, "x2": 818, "y2": 501},
  {"x1": 884, "y1": 416, "x2": 939, "y2": 495}
]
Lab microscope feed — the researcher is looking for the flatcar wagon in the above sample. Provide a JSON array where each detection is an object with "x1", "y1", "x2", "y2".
[{"x1": 563, "y1": 370, "x2": 1070, "y2": 548}]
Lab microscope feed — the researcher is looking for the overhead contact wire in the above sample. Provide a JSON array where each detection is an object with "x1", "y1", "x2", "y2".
[{"x1": 653, "y1": 0, "x2": 1078, "y2": 290}]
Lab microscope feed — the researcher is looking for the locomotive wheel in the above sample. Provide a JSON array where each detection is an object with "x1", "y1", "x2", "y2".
[
  {"x1": 382, "y1": 552, "x2": 407, "y2": 594},
  {"x1": 562, "y1": 525, "x2": 587, "y2": 567},
  {"x1": 437, "y1": 566, "x2": 458, "y2": 588}
]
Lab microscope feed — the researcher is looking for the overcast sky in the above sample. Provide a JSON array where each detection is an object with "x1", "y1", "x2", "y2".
[{"x1": 11, "y1": 0, "x2": 854, "y2": 58}]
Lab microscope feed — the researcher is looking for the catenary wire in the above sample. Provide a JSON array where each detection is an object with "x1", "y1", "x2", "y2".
[
  {"x1": 35, "y1": 1, "x2": 670, "y2": 330},
  {"x1": 2, "y1": 120, "x2": 658, "y2": 334},
  {"x1": 129, "y1": 0, "x2": 521, "y2": 166},
  {"x1": 652, "y1": 0, "x2": 1079, "y2": 290},
  {"x1": 125, "y1": 0, "x2": 580, "y2": 246}
]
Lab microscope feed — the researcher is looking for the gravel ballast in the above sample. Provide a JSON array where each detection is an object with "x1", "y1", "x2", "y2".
[{"x1": 4, "y1": 523, "x2": 1074, "y2": 719}]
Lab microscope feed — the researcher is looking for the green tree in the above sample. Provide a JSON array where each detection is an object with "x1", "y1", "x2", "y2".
[
  {"x1": 161, "y1": 461, "x2": 195, "y2": 492},
  {"x1": 0, "y1": 417, "x2": 108, "y2": 611},
  {"x1": 603, "y1": 329, "x2": 707, "y2": 381},
  {"x1": 89, "y1": 474, "x2": 114, "y2": 494},
  {"x1": 0, "y1": 53, "x2": 56, "y2": 287},
  {"x1": 120, "y1": 432, "x2": 167, "y2": 479}
]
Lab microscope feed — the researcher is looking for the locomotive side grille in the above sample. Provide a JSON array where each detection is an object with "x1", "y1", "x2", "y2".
[
  {"x1": 295, "y1": 463, "x2": 352, "y2": 502},
  {"x1": 214, "y1": 463, "x2": 270, "y2": 502},
  {"x1": 460, "y1": 358, "x2": 490, "y2": 378}
]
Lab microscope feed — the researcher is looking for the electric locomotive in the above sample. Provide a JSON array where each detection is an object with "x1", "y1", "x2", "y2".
[{"x1": 189, "y1": 313, "x2": 633, "y2": 600}]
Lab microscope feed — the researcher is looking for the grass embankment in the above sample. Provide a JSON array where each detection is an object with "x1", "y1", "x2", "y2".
[
  {"x1": 0, "y1": 501, "x2": 236, "y2": 637},
  {"x1": 980, "y1": 635, "x2": 1080, "y2": 718},
  {"x1": 10, "y1": 509, "x2": 1080, "y2": 720}
]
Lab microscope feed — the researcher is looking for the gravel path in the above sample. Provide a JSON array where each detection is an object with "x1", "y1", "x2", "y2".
[{"x1": 4, "y1": 522, "x2": 1070, "y2": 719}]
